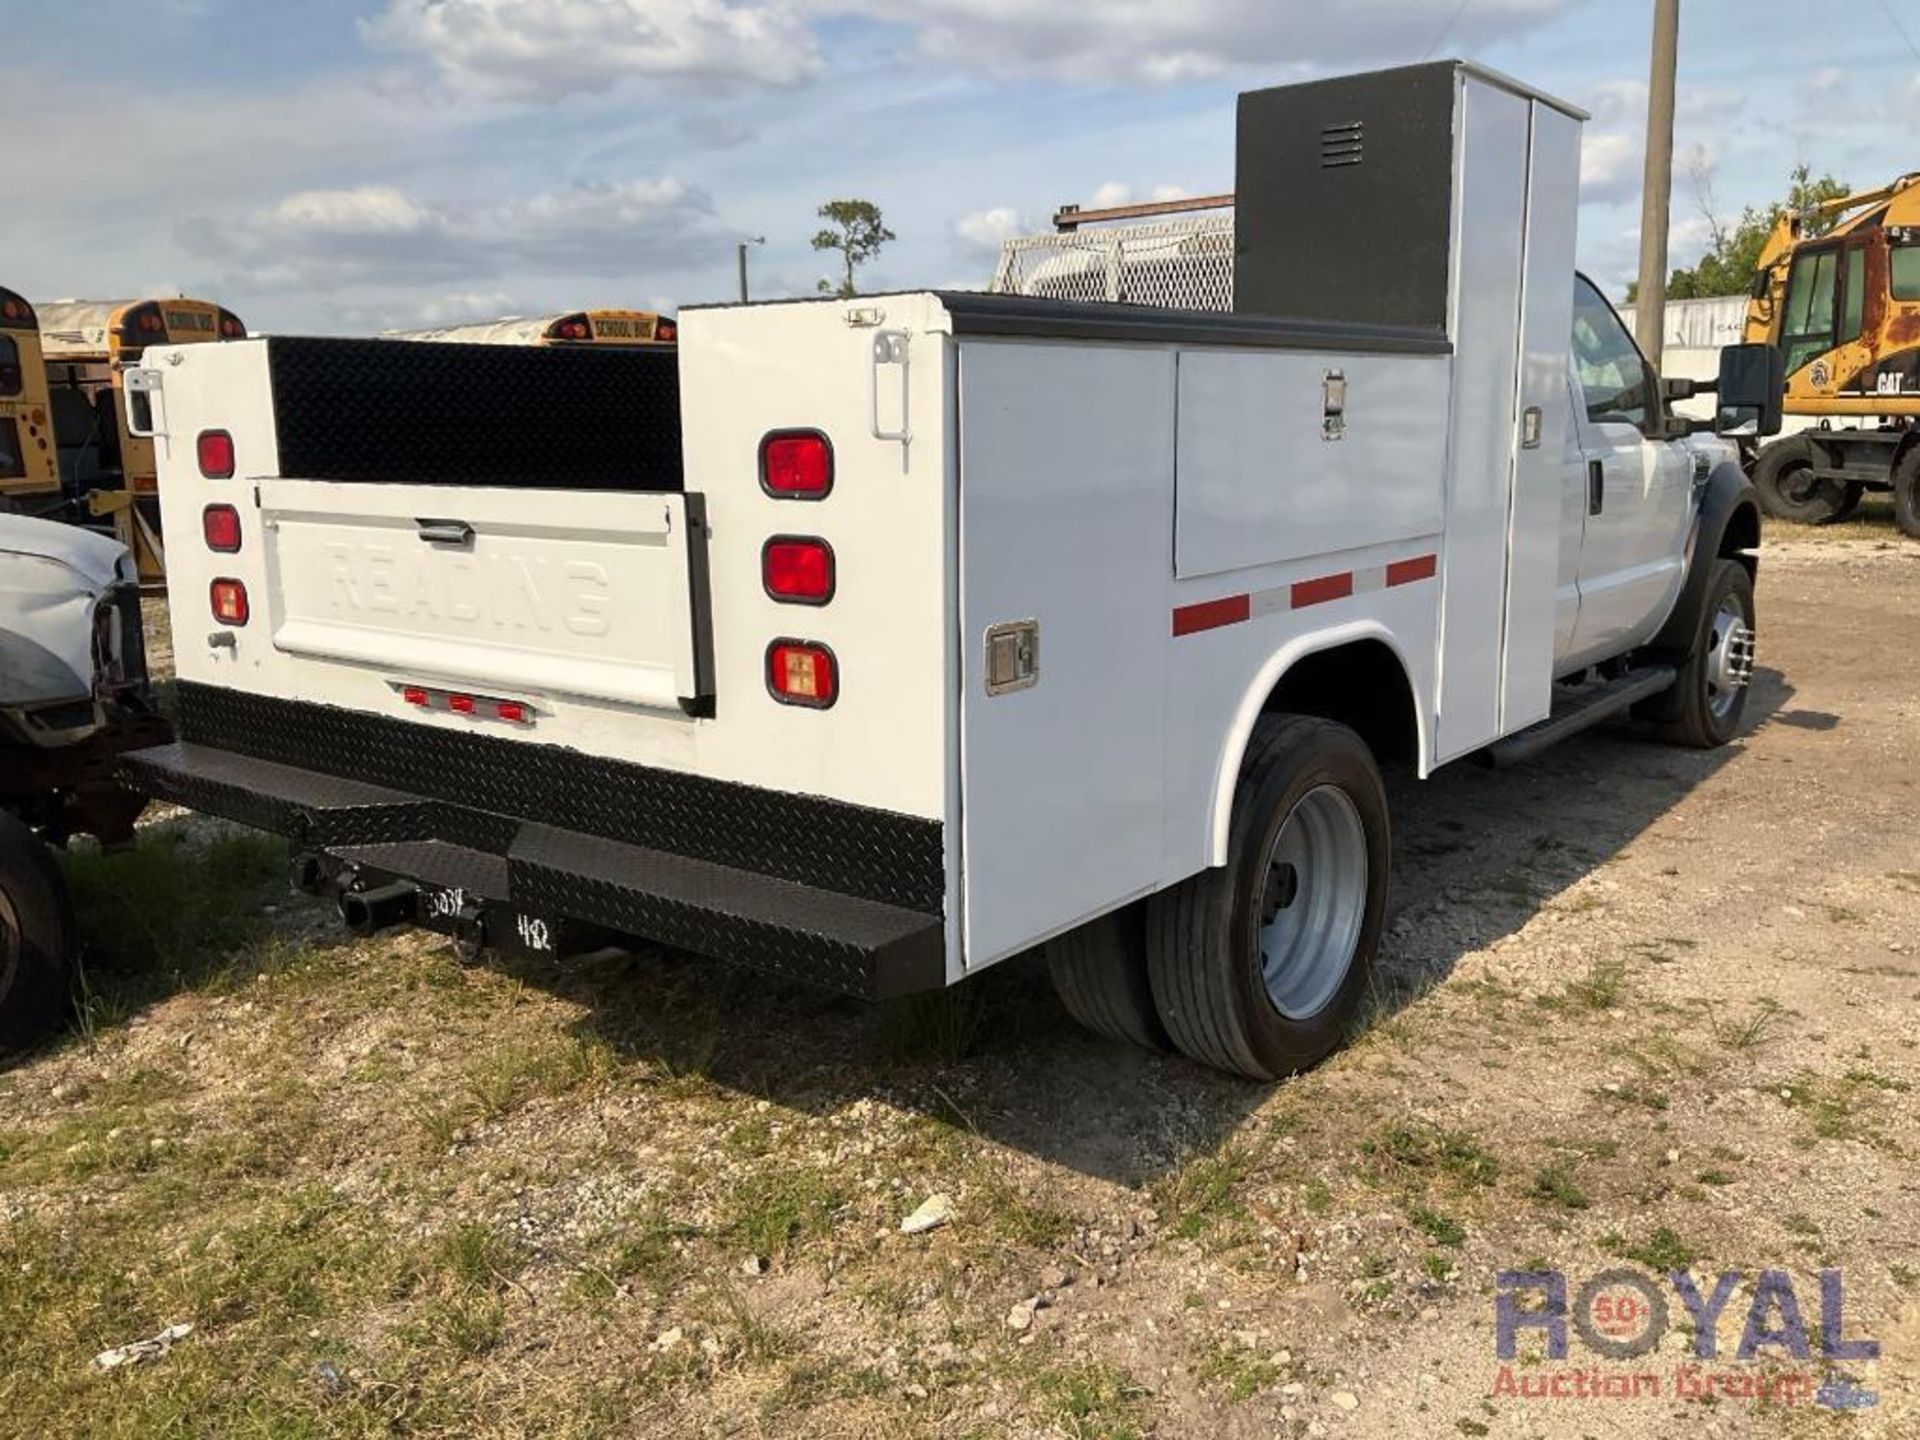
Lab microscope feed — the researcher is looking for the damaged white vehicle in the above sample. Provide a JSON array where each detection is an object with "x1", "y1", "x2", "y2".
[{"x1": 0, "y1": 515, "x2": 166, "y2": 1046}]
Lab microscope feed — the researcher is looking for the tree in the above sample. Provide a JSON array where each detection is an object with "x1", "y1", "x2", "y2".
[
  {"x1": 811, "y1": 199, "x2": 895, "y2": 299},
  {"x1": 1627, "y1": 165, "x2": 1851, "y2": 303}
]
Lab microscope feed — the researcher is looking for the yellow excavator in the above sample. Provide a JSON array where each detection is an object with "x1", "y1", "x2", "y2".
[{"x1": 1743, "y1": 173, "x2": 1920, "y2": 536}]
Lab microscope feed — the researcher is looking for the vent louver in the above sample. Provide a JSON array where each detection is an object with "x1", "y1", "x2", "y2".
[{"x1": 1320, "y1": 120, "x2": 1364, "y2": 169}]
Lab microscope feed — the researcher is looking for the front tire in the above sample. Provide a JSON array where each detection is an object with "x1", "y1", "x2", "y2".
[
  {"x1": 1659, "y1": 558, "x2": 1756, "y2": 749},
  {"x1": 1146, "y1": 715, "x2": 1389, "y2": 1081},
  {"x1": 0, "y1": 813, "x2": 76, "y2": 1053},
  {"x1": 1753, "y1": 439, "x2": 1846, "y2": 524},
  {"x1": 1893, "y1": 447, "x2": 1920, "y2": 540}
]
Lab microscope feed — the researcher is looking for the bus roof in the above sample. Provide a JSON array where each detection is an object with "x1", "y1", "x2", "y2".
[
  {"x1": 37, "y1": 297, "x2": 239, "y2": 358},
  {"x1": 383, "y1": 309, "x2": 672, "y2": 346}
]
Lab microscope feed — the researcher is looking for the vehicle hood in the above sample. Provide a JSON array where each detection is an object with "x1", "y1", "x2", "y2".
[{"x1": 0, "y1": 516, "x2": 133, "y2": 707}]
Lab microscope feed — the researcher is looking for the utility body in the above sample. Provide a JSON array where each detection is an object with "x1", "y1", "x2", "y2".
[{"x1": 122, "y1": 63, "x2": 1779, "y2": 1079}]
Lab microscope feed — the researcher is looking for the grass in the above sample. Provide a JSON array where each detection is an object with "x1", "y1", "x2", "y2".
[
  {"x1": 1408, "y1": 1203, "x2": 1467, "y2": 1247},
  {"x1": 1715, "y1": 998, "x2": 1785, "y2": 1051},
  {"x1": 1036, "y1": 1361, "x2": 1150, "y2": 1440},
  {"x1": 724, "y1": 1168, "x2": 844, "y2": 1261},
  {"x1": 1603, "y1": 1225, "x2": 1699, "y2": 1273},
  {"x1": 1363, "y1": 1121, "x2": 1499, "y2": 1190},
  {"x1": 1156, "y1": 1139, "x2": 1264, "y2": 1241},
  {"x1": 1529, "y1": 1163, "x2": 1590, "y2": 1211}
]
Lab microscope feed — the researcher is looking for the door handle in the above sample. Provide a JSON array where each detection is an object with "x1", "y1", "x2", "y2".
[
  {"x1": 416, "y1": 518, "x2": 474, "y2": 546},
  {"x1": 1588, "y1": 460, "x2": 1604, "y2": 517}
]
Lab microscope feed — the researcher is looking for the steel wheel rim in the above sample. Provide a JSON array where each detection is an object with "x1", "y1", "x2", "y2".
[
  {"x1": 1777, "y1": 461, "x2": 1821, "y2": 506},
  {"x1": 1257, "y1": 784, "x2": 1368, "y2": 1020},
  {"x1": 1705, "y1": 594, "x2": 1754, "y2": 722}
]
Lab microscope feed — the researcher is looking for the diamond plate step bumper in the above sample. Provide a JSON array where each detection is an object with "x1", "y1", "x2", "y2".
[{"x1": 124, "y1": 740, "x2": 947, "y2": 999}]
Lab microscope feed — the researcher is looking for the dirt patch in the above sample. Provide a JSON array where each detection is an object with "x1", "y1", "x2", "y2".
[{"x1": 5, "y1": 535, "x2": 1916, "y2": 1437}]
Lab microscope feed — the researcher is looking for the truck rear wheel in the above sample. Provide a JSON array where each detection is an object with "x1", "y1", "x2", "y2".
[
  {"x1": 1753, "y1": 439, "x2": 1846, "y2": 525},
  {"x1": 1894, "y1": 447, "x2": 1920, "y2": 540},
  {"x1": 1047, "y1": 903, "x2": 1170, "y2": 1051},
  {"x1": 0, "y1": 813, "x2": 76, "y2": 1052},
  {"x1": 1146, "y1": 715, "x2": 1388, "y2": 1081},
  {"x1": 1658, "y1": 558, "x2": 1756, "y2": 750}
]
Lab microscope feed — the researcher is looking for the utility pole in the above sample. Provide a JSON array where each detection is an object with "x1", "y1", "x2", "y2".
[
  {"x1": 1635, "y1": 0, "x2": 1680, "y2": 369},
  {"x1": 737, "y1": 236, "x2": 765, "y2": 304}
]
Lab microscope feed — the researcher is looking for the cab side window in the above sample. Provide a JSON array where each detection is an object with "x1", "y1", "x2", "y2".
[
  {"x1": 1893, "y1": 242, "x2": 1920, "y2": 302},
  {"x1": 1781, "y1": 248, "x2": 1838, "y2": 374},
  {"x1": 1571, "y1": 277, "x2": 1651, "y2": 430}
]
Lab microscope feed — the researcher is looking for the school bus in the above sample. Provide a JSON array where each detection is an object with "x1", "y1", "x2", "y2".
[
  {"x1": 0, "y1": 288, "x2": 61, "y2": 510},
  {"x1": 37, "y1": 296, "x2": 246, "y2": 581},
  {"x1": 387, "y1": 308, "x2": 678, "y2": 347}
]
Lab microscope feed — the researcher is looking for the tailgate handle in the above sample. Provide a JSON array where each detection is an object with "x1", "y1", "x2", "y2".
[{"x1": 415, "y1": 518, "x2": 475, "y2": 547}]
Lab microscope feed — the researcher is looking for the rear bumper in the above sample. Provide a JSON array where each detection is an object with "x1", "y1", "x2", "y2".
[{"x1": 124, "y1": 697, "x2": 947, "y2": 999}]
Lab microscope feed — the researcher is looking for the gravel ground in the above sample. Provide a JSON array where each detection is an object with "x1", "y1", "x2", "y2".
[{"x1": 5, "y1": 529, "x2": 1917, "y2": 1438}]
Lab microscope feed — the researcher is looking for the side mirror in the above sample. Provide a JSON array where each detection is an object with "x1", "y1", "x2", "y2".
[{"x1": 1715, "y1": 343, "x2": 1785, "y2": 437}]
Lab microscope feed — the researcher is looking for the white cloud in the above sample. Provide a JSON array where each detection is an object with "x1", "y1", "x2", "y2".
[
  {"x1": 187, "y1": 175, "x2": 725, "y2": 298},
  {"x1": 263, "y1": 186, "x2": 444, "y2": 236},
  {"x1": 1090, "y1": 181, "x2": 1133, "y2": 210},
  {"x1": 1580, "y1": 132, "x2": 1637, "y2": 205},
  {"x1": 823, "y1": 0, "x2": 1572, "y2": 86},
  {"x1": 954, "y1": 205, "x2": 1024, "y2": 260},
  {"x1": 363, "y1": 0, "x2": 821, "y2": 98}
]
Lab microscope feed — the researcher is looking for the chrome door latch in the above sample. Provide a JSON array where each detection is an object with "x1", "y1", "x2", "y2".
[{"x1": 1322, "y1": 369, "x2": 1347, "y2": 442}]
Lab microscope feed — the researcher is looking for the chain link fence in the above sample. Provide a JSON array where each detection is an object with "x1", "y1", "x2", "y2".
[{"x1": 991, "y1": 214, "x2": 1237, "y2": 312}]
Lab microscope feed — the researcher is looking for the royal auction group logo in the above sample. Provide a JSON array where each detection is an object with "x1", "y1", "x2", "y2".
[{"x1": 1492, "y1": 1268, "x2": 1879, "y2": 1411}]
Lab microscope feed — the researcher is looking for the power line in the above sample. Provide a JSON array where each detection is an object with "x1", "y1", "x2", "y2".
[
  {"x1": 1877, "y1": 0, "x2": 1920, "y2": 61},
  {"x1": 1423, "y1": 0, "x2": 1472, "y2": 61}
]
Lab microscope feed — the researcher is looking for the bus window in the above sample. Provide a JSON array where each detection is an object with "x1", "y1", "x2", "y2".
[{"x1": 0, "y1": 335, "x2": 19, "y2": 396}]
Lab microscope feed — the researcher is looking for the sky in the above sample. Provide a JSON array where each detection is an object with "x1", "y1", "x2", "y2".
[{"x1": 2, "y1": 0, "x2": 1916, "y2": 334}]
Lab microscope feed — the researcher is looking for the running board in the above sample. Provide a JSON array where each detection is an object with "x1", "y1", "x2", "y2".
[{"x1": 1482, "y1": 666, "x2": 1678, "y2": 769}]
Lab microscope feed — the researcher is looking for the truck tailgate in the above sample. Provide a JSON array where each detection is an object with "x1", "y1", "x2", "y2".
[{"x1": 259, "y1": 480, "x2": 709, "y2": 712}]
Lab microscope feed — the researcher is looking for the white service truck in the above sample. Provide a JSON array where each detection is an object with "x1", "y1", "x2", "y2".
[{"x1": 121, "y1": 62, "x2": 1782, "y2": 1080}]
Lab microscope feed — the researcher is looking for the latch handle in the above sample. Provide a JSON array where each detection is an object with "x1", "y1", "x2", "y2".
[{"x1": 870, "y1": 330, "x2": 910, "y2": 444}]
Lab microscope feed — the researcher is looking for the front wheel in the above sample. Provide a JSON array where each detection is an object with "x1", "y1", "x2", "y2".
[
  {"x1": 1753, "y1": 439, "x2": 1846, "y2": 525},
  {"x1": 1146, "y1": 715, "x2": 1389, "y2": 1081},
  {"x1": 1658, "y1": 558, "x2": 1756, "y2": 749},
  {"x1": 0, "y1": 813, "x2": 76, "y2": 1053}
]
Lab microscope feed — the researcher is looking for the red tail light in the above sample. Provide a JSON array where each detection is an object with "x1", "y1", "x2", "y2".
[
  {"x1": 762, "y1": 537, "x2": 835, "y2": 604},
  {"x1": 198, "y1": 430, "x2": 235, "y2": 479},
  {"x1": 766, "y1": 639, "x2": 838, "y2": 708},
  {"x1": 210, "y1": 578, "x2": 249, "y2": 626},
  {"x1": 202, "y1": 503, "x2": 241, "y2": 552},
  {"x1": 760, "y1": 430, "x2": 832, "y2": 498}
]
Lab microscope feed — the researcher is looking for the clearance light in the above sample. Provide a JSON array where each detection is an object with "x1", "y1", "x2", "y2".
[
  {"x1": 767, "y1": 639, "x2": 837, "y2": 709},
  {"x1": 496, "y1": 700, "x2": 530, "y2": 723},
  {"x1": 448, "y1": 694, "x2": 476, "y2": 715},
  {"x1": 218, "y1": 310, "x2": 246, "y2": 338},
  {"x1": 210, "y1": 578, "x2": 249, "y2": 626},
  {"x1": 655, "y1": 319, "x2": 678, "y2": 343},
  {"x1": 402, "y1": 686, "x2": 429, "y2": 706},
  {"x1": 760, "y1": 430, "x2": 832, "y2": 498},
  {"x1": 197, "y1": 430, "x2": 235, "y2": 479},
  {"x1": 762, "y1": 537, "x2": 835, "y2": 604},
  {"x1": 202, "y1": 504, "x2": 241, "y2": 552}
]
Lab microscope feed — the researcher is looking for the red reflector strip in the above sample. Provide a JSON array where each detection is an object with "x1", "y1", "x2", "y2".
[
  {"x1": 1171, "y1": 553, "x2": 1438, "y2": 637},
  {"x1": 1171, "y1": 595, "x2": 1251, "y2": 636},
  {"x1": 1290, "y1": 572, "x2": 1354, "y2": 609},
  {"x1": 1387, "y1": 553, "x2": 1439, "y2": 587}
]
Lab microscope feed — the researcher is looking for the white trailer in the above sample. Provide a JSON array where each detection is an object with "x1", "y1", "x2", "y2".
[{"x1": 121, "y1": 62, "x2": 1781, "y2": 1078}]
